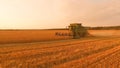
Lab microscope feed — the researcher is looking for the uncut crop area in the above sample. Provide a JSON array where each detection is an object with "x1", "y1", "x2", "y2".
[{"x1": 0, "y1": 30, "x2": 120, "y2": 68}]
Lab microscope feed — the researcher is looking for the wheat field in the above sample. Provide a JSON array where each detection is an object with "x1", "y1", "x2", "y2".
[
  {"x1": 0, "y1": 30, "x2": 120, "y2": 68},
  {"x1": 0, "y1": 30, "x2": 71, "y2": 44}
]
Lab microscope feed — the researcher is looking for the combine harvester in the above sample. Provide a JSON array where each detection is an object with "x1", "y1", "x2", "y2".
[
  {"x1": 68, "y1": 23, "x2": 88, "y2": 39},
  {"x1": 55, "y1": 23, "x2": 88, "y2": 39}
]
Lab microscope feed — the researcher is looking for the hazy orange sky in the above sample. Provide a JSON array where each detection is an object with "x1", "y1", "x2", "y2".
[{"x1": 0, "y1": 0, "x2": 120, "y2": 29}]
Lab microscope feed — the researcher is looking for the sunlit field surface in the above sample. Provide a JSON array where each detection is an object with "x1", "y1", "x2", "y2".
[
  {"x1": 0, "y1": 30, "x2": 71, "y2": 44},
  {"x1": 0, "y1": 30, "x2": 120, "y2": 68}
]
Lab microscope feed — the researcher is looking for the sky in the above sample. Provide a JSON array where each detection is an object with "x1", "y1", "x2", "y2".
[{"x1": 0, "y1": 0, "x2": 120, "y2": 29}]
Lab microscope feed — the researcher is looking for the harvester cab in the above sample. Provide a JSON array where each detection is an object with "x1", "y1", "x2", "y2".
[{"x1": 69, "y1": 23, "x2": 88, "y2": 39}]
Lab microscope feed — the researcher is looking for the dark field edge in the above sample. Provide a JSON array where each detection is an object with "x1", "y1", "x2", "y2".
[
  {"x1": 1, "y1": 26, "x2": 120, "y2": 31},
  {"x1": 0, "y1": 29, "x2": 120, "y2": 31},
  {"x1": 0, "y1": 28, "x2": 69, "y2": 31}
]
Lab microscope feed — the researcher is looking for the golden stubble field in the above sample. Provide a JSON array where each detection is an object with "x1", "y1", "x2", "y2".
[{"x1": 0, "y1": 30, "x2": 120, "y2": 68}]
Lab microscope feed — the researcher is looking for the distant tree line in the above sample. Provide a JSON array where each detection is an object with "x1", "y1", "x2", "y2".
[
  {"x1": 85, "y1": 26, "x2": 120, "y2": 30},
  {"x1": 45, "y1": 26, "x2": 120, "y2": 30}
]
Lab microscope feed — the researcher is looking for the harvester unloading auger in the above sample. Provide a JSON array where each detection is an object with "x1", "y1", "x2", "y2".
[{"x1": 69, "y1": 23, "x2": 88, "y2": 39}]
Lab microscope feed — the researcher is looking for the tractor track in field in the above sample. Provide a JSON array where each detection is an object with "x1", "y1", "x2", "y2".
[
  {"x1": 54, "y1": 44, "x2": 120, "y2": 68},
  {"x1": 1, "y1": 37, "x2": 119, "y2": 54},
  {"x1": 0, "y1": 38, "x2": 104, "y2": 54},
  {"x1": 1, "y1": 38, "x2": 120, "y2": 59},
  {"x1": 88, "y1": 51, "x2": 120, "y2": 68},
  {"x1": 86, "y1": 44, "x2": 120, "y2": 68},
  {"x1": 45, "y1": 43, "x2": 120, "y2": 68}
]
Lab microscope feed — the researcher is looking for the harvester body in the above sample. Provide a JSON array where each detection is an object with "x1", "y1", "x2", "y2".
[{"x1": 69, "y1": 23, "x2": 88, "y2": 39}]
